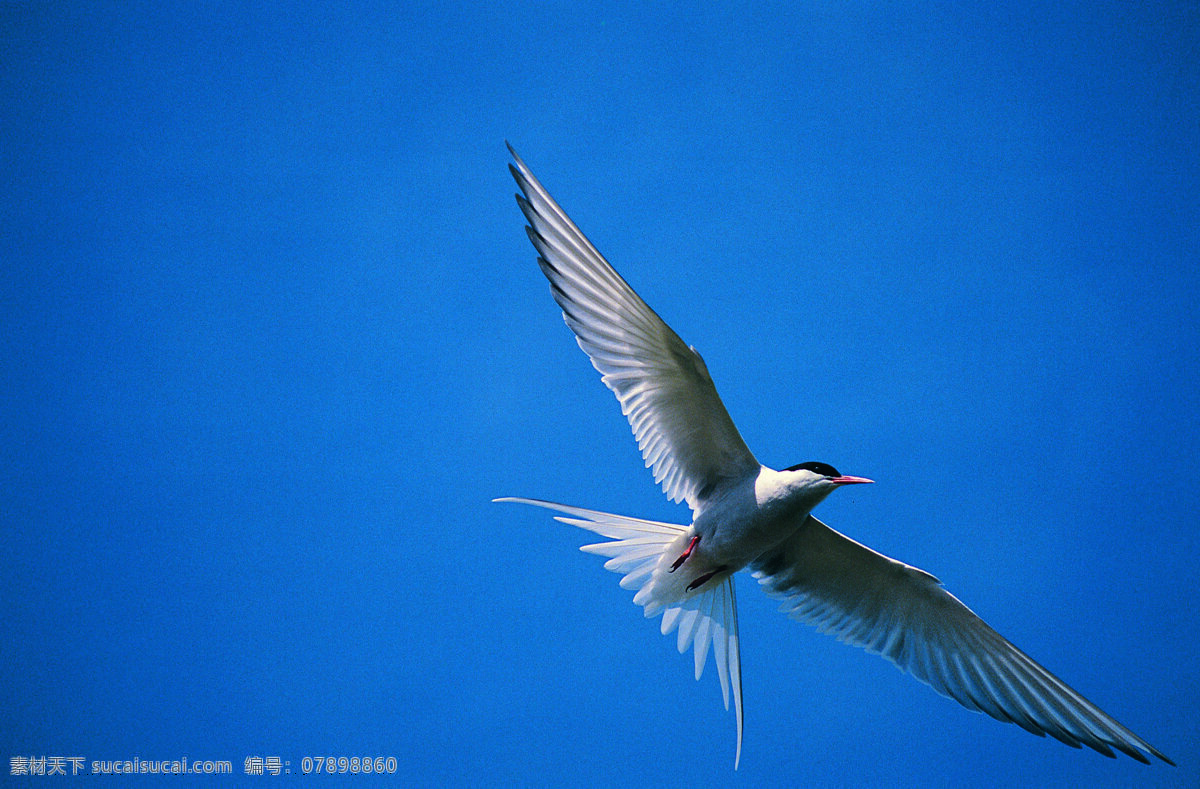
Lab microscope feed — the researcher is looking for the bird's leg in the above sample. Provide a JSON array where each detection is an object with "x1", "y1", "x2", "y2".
[
  {"x1": 669, "y1": 535, "x2": 700, "y2": 572},
  {"x1": 687, "y1": 566, "x2": 729, "y2": 592}
]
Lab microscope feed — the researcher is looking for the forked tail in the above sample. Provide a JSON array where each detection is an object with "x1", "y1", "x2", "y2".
[{"x1": 495, "y1": 497, "x2": 745, "y2": 767}]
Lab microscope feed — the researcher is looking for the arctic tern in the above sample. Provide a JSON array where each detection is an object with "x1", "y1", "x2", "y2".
[{"x1": 496, "y1": 145, "x2": 1171, "y2": 768}]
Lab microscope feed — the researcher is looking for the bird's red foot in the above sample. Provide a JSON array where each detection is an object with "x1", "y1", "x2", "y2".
[{"x1": 670, "y1": 535, "x2": 700, "y2": 572}]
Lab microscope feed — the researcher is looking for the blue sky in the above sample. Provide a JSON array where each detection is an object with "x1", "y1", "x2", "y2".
[{"x1": 3, "y1": 2, "x2": 1198, "y2": 786}]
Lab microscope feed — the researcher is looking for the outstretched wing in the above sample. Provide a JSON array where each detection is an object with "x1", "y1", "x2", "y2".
[
  {"x1": 508, "y1": 146, "x2": 760, "y2": 511},
  {"x1": 752, "y1": 516, "x2": 1173, "y2": 765}
]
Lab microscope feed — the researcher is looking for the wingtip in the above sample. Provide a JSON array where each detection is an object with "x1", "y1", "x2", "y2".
[
  {"x1": 1138, "y1": 743, "x2": 1175, "y2": 766},
  {"x1": 506, "y1": 142, "x2": 528, "y2": 172}
]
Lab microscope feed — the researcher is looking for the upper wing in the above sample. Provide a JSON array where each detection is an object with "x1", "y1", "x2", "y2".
[
  {"x1": 508, "y1": 146, "x2": 760, "y2": 511},
  {"x1": 751, "y1": 516, "x2": 1172, "y2": 764}
]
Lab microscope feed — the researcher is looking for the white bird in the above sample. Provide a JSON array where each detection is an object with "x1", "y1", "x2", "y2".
[{"x1": 495, "y1": 145, "x2": 1172, "y2": 768}]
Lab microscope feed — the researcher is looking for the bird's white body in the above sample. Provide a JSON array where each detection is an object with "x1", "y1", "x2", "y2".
[
  {"x1": 637, "y1": 467, "x2": 836, "y2": 614},
  {"x1": 496, "y1": 145, "x2": 1171, "y2": 768},
  {"x1": 693, "y1": 466, "x2": 832, "y2": 567}
]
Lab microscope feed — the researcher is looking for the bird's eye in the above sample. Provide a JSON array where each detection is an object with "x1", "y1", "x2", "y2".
[{"x1": 785, "y1": 461, "x2": 841, "y2": 477}]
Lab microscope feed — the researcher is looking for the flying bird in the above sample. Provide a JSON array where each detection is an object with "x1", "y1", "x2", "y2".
[{"x1": 495, "y1": 145, "x2": 1171, "y2": 768}]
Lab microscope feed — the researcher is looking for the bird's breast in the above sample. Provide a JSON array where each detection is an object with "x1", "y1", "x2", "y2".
[
  {"x1": 693, "y1": 476, "x2": 815, "y2": 568},
  {"x1": 710, "y1": 510, "x2": 810, "y2": 569}
]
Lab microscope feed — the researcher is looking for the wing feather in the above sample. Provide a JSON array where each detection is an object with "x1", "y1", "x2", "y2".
[
  {"x1": 752, "y1": 516, "x2": 1172, "y2": 765},
  {"x1": 509, "y1": 146, "x2": 759, "y2": 510}
]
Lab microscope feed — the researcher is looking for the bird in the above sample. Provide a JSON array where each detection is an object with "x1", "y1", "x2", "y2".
[{"x1": 494, "y1": 144, "x2": 1172, "y2": 769}]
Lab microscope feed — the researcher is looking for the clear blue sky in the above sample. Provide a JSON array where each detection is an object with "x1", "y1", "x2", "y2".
[{"x1": 4, "y1": 2, "x2": 1197, "y2": 786}]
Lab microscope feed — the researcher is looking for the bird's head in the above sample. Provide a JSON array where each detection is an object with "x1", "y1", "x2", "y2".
[
  {"x1": 757, "y1": 460, "x2": 874, "y2": 519},
  {"x1": 783, "y1": 461, "x2": 874, "y2": 496}
]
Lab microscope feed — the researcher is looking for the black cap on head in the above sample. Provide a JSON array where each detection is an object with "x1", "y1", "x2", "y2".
[{"x1": 785, "y1": 461, "x2": 841, "y2": 477}]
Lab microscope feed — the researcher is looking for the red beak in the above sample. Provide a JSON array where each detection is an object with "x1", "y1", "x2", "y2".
[{"x1": 829, "y1": 475, "x2": 874, "y2": 485}]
